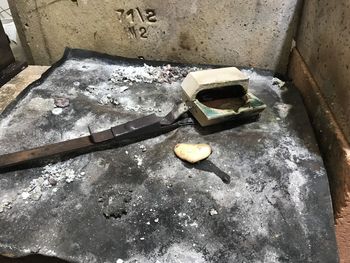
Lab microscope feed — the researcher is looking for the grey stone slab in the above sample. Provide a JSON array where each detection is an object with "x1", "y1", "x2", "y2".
[
  {"x1": 0, "y1": 49, "x2": 338, "y2": 263},
  {"x1": 9, "y1": 0, "x2": 303, "y2": 74}
]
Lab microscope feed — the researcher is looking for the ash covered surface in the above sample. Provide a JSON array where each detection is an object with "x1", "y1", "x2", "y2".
[{"x1": 0, "y1": 49, "x2": 338, "y2": 262}]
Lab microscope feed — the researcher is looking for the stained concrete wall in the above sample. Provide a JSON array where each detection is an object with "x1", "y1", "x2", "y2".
[
  {"x1": 296, "y1": 0, "x2": 350, "y2": 142},
  {"x1": 295, "y1": 1, "x2": 350, "y2": 262},
  {"x1": 9, "y1": 0, "x2": 302, "y2": 73}
]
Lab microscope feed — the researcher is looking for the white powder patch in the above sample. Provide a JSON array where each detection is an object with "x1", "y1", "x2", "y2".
[
  {"x1": 29, "y1": 161, "x2": 82, "y2": 193},
  {"x1": 27, "y1": 97, "x2": 55, "y2": 112},
  {"x1": 146, "y1": 145, "x2": 276, "y2": 238},
  {"x1": 126, "y1": 243, "x2": 206, "y2": 263},
  {"x1": 134, "y1": 155, "x2": 143, "y2": 167},
  {"x1": 288, "y1": 170, "x2": 306, "y2": 212},
  {"x1": 209, "y1": 179, "x2": 275, "y2": 238},
  {"x1": 0, "y1": 97, "x2": 54, "y2": 140},
  {"x1": 0, "y1": 92, "x2": 70, "y2": 153},
  {"x1": 0, "y1": 157, "x2": 91, "y2": 216},
  {"x1": 173, "y1": 123, "x2": 319, "y2": 241},
  {"x1": 78, "y1": 157, "x2": 110, "y2": 195},
  {"x1": 262, "y1": 133, "x2": 313, "y2": 215},
  {"x1": 61, "y1": 113, "x2": 95, "y2": 140},
  {"x1": 274, "y1": 103, "x2": 292, "y2": 118},
  {"x1": 242, "y1": 69, "x2": 288, "y2": 99},
  {"x1": 263, "y1": 248, "x2": 281, "y2": 263},
  {"x1": 75, "y1": 113, "x2": 95, "y2": 129},
  {"x1": 61, "y1": 113, "x2": 134, "y2": 141},
  {"x1": 145, "y1": 155, "x2": 186, "y2": 183},
  {"x1": 110, "y1": 63, "x2": 198, "y2": 84},
  {"x1": 253, "y1": 122, "x2": 282, "y2": 133},
  {"x1": 83, "y1": 82, "x2": 120, "y2": 105},
  {"x1": 61, "y1": 58, "x2": 115, "y2": 74},
  {"x1": 94, "y1": 63, "x2": 198, "y2": 113},
  {"x1": 51, "y1": 108, "x2": 63, "y2": 115},
  {"x1": 0, "y1": 115, "x2": 12, "y2": 138},
  {"x1": 83, "y1": 81, "x2": 174, "y2": 114},
  {"x1": 118, "y1": 96, "x2": 142, "y2": 112}
]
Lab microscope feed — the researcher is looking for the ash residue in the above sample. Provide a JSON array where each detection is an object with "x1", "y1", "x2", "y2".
[
  {"x1": 125, "y1": 243, "x2": 206, "y2": 263},
  {"x1": 110, "y1": 63, "x2": 199, "y2": 84},
  {"x1": 84, "y1": 83, "x2": 122, "y2": 106},
  {"x1": 100, "y1": 187, "x2": 134, "y2": 219},
  {"x1": 3, "y1": 162, "x2": 84, "y2": 211},
  {"x1": 83, "y1": 63, "x2": 199, "y2": 113},
  {"x1": 0, "y1": 52, "x2": 337, "y2": 262},
  {"x1": 41, "y1": 162, "x2": 83, "y2": 185},
  {"x1": 272, "y1": 77, "x2": 286, "y2": 88},
  {"x1": 0, "y1": 200, "x2": 12, "y2": 213},
  {"x1": 20, "y1": 162, "x2": 84, "y2": 202}
]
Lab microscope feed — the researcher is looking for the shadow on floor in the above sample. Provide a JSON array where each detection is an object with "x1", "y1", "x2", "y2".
[{"x1": 0, "y1": 255, "x2": 69, "y2": 263}]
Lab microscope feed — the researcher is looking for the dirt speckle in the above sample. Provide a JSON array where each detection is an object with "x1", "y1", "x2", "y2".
[{"x1": 179, "y1": 32, "x2": 195, "y2": 51}]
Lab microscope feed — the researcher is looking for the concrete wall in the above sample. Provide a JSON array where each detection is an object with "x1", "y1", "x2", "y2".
[
  {"x1": 297, "y1": 0, "x2": 350, "y2": 142},
  {"x1": 9, "y1": 0, "x2": 303, "y2": 73},
  {"x1": 295, "y1": 1, "x2": 350, "y2": 262}
]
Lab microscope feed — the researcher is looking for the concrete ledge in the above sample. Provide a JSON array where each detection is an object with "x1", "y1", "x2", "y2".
[
  {"x1": 0, "y1": 65, "x2": 49, "y2": 114},
  {"x1": 288, "y1": 48, "x2": 350, "y2": 262}
]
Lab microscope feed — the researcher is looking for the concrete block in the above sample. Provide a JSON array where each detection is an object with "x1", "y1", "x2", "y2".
[
  {"x1": 288, "y1": 48, "x2": 350, "y2": 263},
  {"x1": 296, "y1": 0, "x2": 350, "y2": 142},
  {"x1": 8, "y1": 0, "x2": 302, "y2": 73}
]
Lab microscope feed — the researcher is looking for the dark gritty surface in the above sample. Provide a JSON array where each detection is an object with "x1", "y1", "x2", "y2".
[{"x1": 0, "y1": 49, "x2": 338, "y2": 263}]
